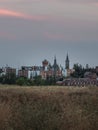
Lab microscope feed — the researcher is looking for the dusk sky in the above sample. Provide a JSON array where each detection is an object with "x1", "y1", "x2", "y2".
[{"x1": 0, "y1": 0, "x2": 98, "y2": 68}]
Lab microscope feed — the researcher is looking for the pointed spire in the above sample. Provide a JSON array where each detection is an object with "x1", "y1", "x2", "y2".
[
  {"x1": 54, "y1": 55, "x2": 56, "y2": 60},
  {"x1": 53, "y1": 55, "x2": 57, "y2": 77},
  {"x1": 65, "y1": 53, "x2": 70, "y2": 69},
  {"x1": 54, "y1": 55, "x2": 57, "y2": 65},
  {"x1": 66, "y1": 53, "x2": 69, "y2": 62}
]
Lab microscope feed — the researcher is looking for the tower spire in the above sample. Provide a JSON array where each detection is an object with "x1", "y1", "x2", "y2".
[
  {"x1": 65, "y1": 53, "x2": 69, "y2": 69},
  {"x1": 53, "y1": 55, "x2": 57, "y2": 77}
]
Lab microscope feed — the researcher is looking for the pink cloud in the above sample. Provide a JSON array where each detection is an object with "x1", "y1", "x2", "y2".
[
  {"x1": 0, "y1": 9, "x2": 52, "y2": 21},
  {"x1": 44, "y1": 32, "x2": 65, "y2": 40},
  {"x1": 0, "y1": 9, "x2": 33, "y2": 19}
]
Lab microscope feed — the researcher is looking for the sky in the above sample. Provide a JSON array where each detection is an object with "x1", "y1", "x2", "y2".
[{"x1": 0, "y1": 0, "x2": 98, "y2": 68}]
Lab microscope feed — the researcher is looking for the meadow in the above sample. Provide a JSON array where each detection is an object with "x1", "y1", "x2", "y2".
[{"x1": 0, "y1": 85, "x2": 98, "y2": 130}]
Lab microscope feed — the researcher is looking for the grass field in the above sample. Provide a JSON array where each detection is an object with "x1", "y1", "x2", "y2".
[{"x1": 0, "y1": 85, "x2": 98, "y2": 130}]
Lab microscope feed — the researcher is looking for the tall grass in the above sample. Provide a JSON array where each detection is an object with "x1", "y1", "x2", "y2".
[{"x1": 0, "y1": 85, "x2": 98, "y2": 130}]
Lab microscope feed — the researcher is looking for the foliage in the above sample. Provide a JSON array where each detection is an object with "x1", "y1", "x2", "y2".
[
  {"x1": 0, "y1": 73, "x2": 16, "y2": 84},
  {"x1": 71, "y1": 63, "x2": 97, "y2": 78},
  {"x1": 0, "y1": 74, "x2": 56, "y2": 86},
  {"x1": 71, "y1": 63, "x2": 85, "y2": 78},
  {"x1": 33, "y1": 76, "x2": 56, "y2": 86},
  {"x1": 16, "y1": 77, "x2": 31, "y2": 86}
]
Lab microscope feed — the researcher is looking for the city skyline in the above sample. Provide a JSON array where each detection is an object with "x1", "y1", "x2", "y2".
[{"x1": 0, "y1": 0, "x2": 98, "y2": 68}]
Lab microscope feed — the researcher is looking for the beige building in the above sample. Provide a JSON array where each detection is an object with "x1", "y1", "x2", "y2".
[{"x1": 40, "y1": 58, "x2": 62, "y2": 79}]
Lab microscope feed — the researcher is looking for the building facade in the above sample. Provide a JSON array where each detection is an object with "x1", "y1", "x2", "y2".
[{"x1": 40, "y1": 58, "x2": 62, "y2": 79}]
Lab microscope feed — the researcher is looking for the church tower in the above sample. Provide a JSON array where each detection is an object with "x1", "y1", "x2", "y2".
[
  {"x1": 65, "y1": 53, "x2": 69, "y2": 70},
  {"x1": 53, "y1": 56, "x2": 57, "y2": 77}
]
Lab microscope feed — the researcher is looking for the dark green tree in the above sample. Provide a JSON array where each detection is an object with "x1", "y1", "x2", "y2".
[{"x1": 71, "y1": 64, "x2": 85, "y2": 78}]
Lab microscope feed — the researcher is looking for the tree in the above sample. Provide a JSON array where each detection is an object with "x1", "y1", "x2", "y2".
[
  {"x1": 16, "y1": 77, "x2": 29, "y2": 86},
  {"x1": 0, "y1": 73, "x2": 16, "y2": 84},
  {"x1": 71, "y1": 63, "x2": 85, "y2": 78}
]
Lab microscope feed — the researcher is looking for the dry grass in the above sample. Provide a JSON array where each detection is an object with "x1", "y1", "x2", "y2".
[{"x1": 0, "y1": 85, "x2": 98, "y2": 130}]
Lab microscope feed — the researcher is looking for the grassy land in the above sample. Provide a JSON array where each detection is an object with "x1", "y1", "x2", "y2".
[{"x1": 0, "y1": 85, "x2": 98, "y2": 130}]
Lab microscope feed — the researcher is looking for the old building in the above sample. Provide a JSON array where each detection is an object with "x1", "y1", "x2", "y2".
[{"x1": 40, "y1": 57, "x2": 62, "y2": 79}]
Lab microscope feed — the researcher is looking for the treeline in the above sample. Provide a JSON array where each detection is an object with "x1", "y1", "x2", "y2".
[
  {"x1": 71, "y1": 63, "x2": 98, "y2": 78},
  {"x1": 0, "y1": 74, "x2": 57, "y2": 86}
]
